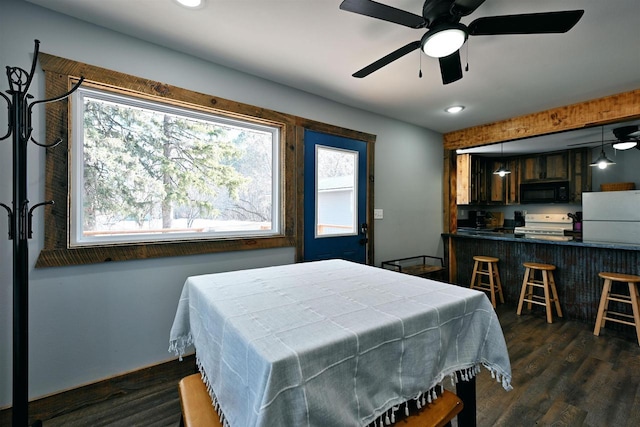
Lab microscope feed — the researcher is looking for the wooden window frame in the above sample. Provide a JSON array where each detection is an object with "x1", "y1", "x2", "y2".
[{"x1": 36, "y1": 54, "x2": 299, "y2": 267}]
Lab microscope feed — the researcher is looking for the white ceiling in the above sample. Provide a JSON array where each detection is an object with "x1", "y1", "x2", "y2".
[{"x1": 25, "y1": 0, "x2": 640, "y2": 151}]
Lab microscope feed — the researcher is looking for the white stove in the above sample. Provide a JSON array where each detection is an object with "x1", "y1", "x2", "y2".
[{"x1": 514, "y1": 213, "x2": 574, "y2": 241}]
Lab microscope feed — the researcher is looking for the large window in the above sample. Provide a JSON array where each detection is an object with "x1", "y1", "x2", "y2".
[{"x1": 70, "y1": 86, "x2": 280, "y2": 246}]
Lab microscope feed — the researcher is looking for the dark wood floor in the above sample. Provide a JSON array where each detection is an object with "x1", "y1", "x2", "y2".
[
  {"x1": 458, "y1": 303, "x2": 640, "y2": 427},
  {"x1": 7, "y1": 303, "x2": 640, "y2": 427},
  {"x1": 40, "y1": 380, "x2": 184, "y2": 427}
]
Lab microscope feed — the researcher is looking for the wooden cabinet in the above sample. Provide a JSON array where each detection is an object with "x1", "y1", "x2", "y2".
[
  {"x1": 488, "y1": 158, "x2": 519, "y2": 204},
  {"x1": 457, "y1": 154, "x2": 487, "y2": 205},
  {"x1": 488, "y1": 160, "x2": 504, "y2": 203},
  {"x1": 459, "y1": 155, "x2": 516, "y2": 205},
  {"x1": 505, "y1": 158, "x2": 520, "y2": 204},
  {"x1": 457, "y1": 153, "x2": 472, "y2": 205},
  {"x1": 521, "y1": 152, "x2": 568, "y2": 182},
  {"x1": 568, "y1": 148, "x2": 592, "y2": 202},
  {"x1": 476, "y1": 157, "x2": 488, "y2": 204},
  {"x1": 457, "y1": 149, "x2": 586, "y2": 206}
]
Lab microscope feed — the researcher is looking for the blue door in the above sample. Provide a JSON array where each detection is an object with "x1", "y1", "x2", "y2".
[{"x1": 303, "y1": 130, "x2": 368, "y2": 263}]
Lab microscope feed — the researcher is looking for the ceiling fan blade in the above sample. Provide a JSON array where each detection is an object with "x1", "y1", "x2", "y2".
[
  {"x1": 567, "y1": 139, "x2": 616, "y2": 147},
  {"x1": 352, "y1": 41, "x2": 421, "y2": 78},
  {"x1": 451, "y1": 0, "x2": 486, "y2": 17},
  {"x1": 340, "y1": 0, "x2": 426, "y2": 29},
  {"x1": 439, "y1": 50, "x2": 463, "y2": 85},
  {"x1": 613, "y1": 125, "x2": 640, "y2": 140},
  {"x1": 468, "y1": 10, "x2": 584, "y2": 35}
]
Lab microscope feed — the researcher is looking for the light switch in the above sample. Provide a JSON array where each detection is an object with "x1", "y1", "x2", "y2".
[{"x1": 374, "y1": 209, "x2": 383, "y2": 220}]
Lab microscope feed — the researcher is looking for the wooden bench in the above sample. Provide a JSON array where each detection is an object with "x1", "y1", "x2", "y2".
[
  {"x1": 178, "y1": 373, "x2": 462, "y2": 427},
  {"x1": 381, "y1": 255, "x2": 447, "y2": 281}
]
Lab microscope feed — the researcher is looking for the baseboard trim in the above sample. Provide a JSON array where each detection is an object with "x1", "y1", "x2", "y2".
[{"x1": 0, "y1": 354, "x2": 197, "y2": 426}]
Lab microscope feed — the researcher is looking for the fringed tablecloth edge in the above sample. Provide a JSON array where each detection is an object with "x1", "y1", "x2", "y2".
[
  {"x1": 196, "y1": 355, "x2": 232, "y2": 427},
  {"x1": 480, "y1": 359, "x2": 513, "y2": 392},
  {"x1": 169, "y1": 353, "x2": 512, "y2": 427},
  {"x1": 168, "y1": 333, "x2": 193, "y2": 361},
  {"x1": 366, "y1": 361, "x2": 512, "y2": 427}
]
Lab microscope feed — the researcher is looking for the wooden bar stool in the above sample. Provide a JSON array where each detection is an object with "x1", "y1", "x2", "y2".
[
  {"x1": 517, "y1": 262, "x2": 562, "y2": 323},
  {"x1": 469, "y1": 256, "x2": 504, "y2": 308},
  {"x1": 593, "y1": 272, "x2": 640, "y2": 346}
]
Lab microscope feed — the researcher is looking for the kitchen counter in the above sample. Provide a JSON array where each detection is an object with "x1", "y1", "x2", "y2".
[
  {"x1": 442, "y1": 232, "x2": 640, "y2": 342},
  {"x1": 450, "y1": 229, "x2": 640, "y2": 251}
]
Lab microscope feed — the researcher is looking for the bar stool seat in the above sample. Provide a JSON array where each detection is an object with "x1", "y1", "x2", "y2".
[
  {"x1": 517, "y1": 262, "x2": 562, "y2": 324},
  {"x1": 593, "y1": 272, "x2": 640, "y2": 346},
  {"x1": 470, "y1": 255, "x2": 504, "y2": 308}
]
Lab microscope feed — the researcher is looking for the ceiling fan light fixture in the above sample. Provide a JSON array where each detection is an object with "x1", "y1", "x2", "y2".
[
  {"x1": 612, "y1": 140, "x2": 638, "y2": 151},
  {"x1": 422, "y1": 25, "x2": 467, "y2": 58},
  {"x1": 174, "y1": 0, "x2": 204, "y2": 9}
]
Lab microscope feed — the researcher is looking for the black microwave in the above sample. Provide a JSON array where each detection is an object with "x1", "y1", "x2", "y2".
[{"x1": 520, "y1": 181, "x2": 570, "y2": 204}]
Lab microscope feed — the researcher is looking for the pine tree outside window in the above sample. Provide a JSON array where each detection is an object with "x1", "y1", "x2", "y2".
[{"x1": 70, "y1": 86, "x2": 280, "y2": 246}]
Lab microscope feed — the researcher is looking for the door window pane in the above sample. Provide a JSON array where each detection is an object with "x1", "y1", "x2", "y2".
[{"x1": 315, "y1": 146, "x2": 357, "y2": 237}]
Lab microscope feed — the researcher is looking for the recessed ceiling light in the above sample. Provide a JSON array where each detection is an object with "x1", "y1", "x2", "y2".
[
  {"x1": 445, "y1": 105, "x2": 465, "y2": 114},
  {"x1": 174, "y1": 0, "x2": 204, "y2": 9}
]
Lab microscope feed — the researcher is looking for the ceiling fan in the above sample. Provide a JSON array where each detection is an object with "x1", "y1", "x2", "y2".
[
  {"x1": 340, "y1": 0, "x2": 584, "y2": 84},
  {"x1": 569, "y1": 125, "x2": 640, "y2": 151}
]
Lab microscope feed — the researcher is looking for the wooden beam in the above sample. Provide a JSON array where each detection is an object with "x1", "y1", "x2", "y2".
[{"x1": 443, "y1": 89, "x2": 640, "y2": 150}]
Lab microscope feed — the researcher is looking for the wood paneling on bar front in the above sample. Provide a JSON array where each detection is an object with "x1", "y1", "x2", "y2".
[
  {"x1": 443, "y1": 89, "x2": 640, "y2": 150},
  {"x1": 444, "y1": 235, "x2": 640, "y2": 342}
]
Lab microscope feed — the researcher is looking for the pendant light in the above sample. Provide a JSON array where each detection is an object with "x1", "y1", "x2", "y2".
[
  {"x1": 590, "y1": 127, "x2": 616, "y2": 169},
  {"x1": 493, "y1": 143, "x2": 511, "y2": 177}
]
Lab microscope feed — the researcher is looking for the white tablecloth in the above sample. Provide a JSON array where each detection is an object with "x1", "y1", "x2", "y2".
[{"x1": 170, "y1": 259, "x2": 511, "y2": 427}]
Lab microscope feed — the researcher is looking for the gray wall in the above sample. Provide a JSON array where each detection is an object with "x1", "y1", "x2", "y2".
[
  {"x1": 0, "y1": 0, "x2": 444, "y2": 405},
  {"x1": 591, "y1": 146, "x2": 640, "y2": 190}
]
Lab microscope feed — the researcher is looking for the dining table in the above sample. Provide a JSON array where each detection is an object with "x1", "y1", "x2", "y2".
[{"x1": 169, "y1": 259, "x2": 512, "y2": 427}]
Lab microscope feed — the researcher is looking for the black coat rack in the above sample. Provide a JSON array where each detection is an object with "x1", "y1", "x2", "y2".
[{"x1": 1, "y1": 40, "x2": 83, "y2": 427}]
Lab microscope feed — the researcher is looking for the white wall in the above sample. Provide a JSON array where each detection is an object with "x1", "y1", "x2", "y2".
[{"x1": 0, "y1": 0, "x2": 443, "y2": 405}]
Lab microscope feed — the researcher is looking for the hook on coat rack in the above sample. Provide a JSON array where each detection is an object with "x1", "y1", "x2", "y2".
[
  {"x1": 0, "y1": 203, "x2": 12, "y2": 239},
  {"x1": 28, "y1": 77, "x2": 84, "y2": 147},
  {"x1": 0, "y1": 91, "x2": 11, "y2": 140},
  {"x1": 28, "y1": 200, "x2": 54, "y2": 238}
]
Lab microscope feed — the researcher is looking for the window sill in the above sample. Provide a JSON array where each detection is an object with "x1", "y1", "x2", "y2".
[{"x1": 36, "y1": 236, "x2": 295, "y2": 268}]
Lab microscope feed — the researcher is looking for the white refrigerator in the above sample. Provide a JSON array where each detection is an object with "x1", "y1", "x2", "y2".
[{"x1": 582, "y1": 190, "x2": 640, "y2": 244}]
